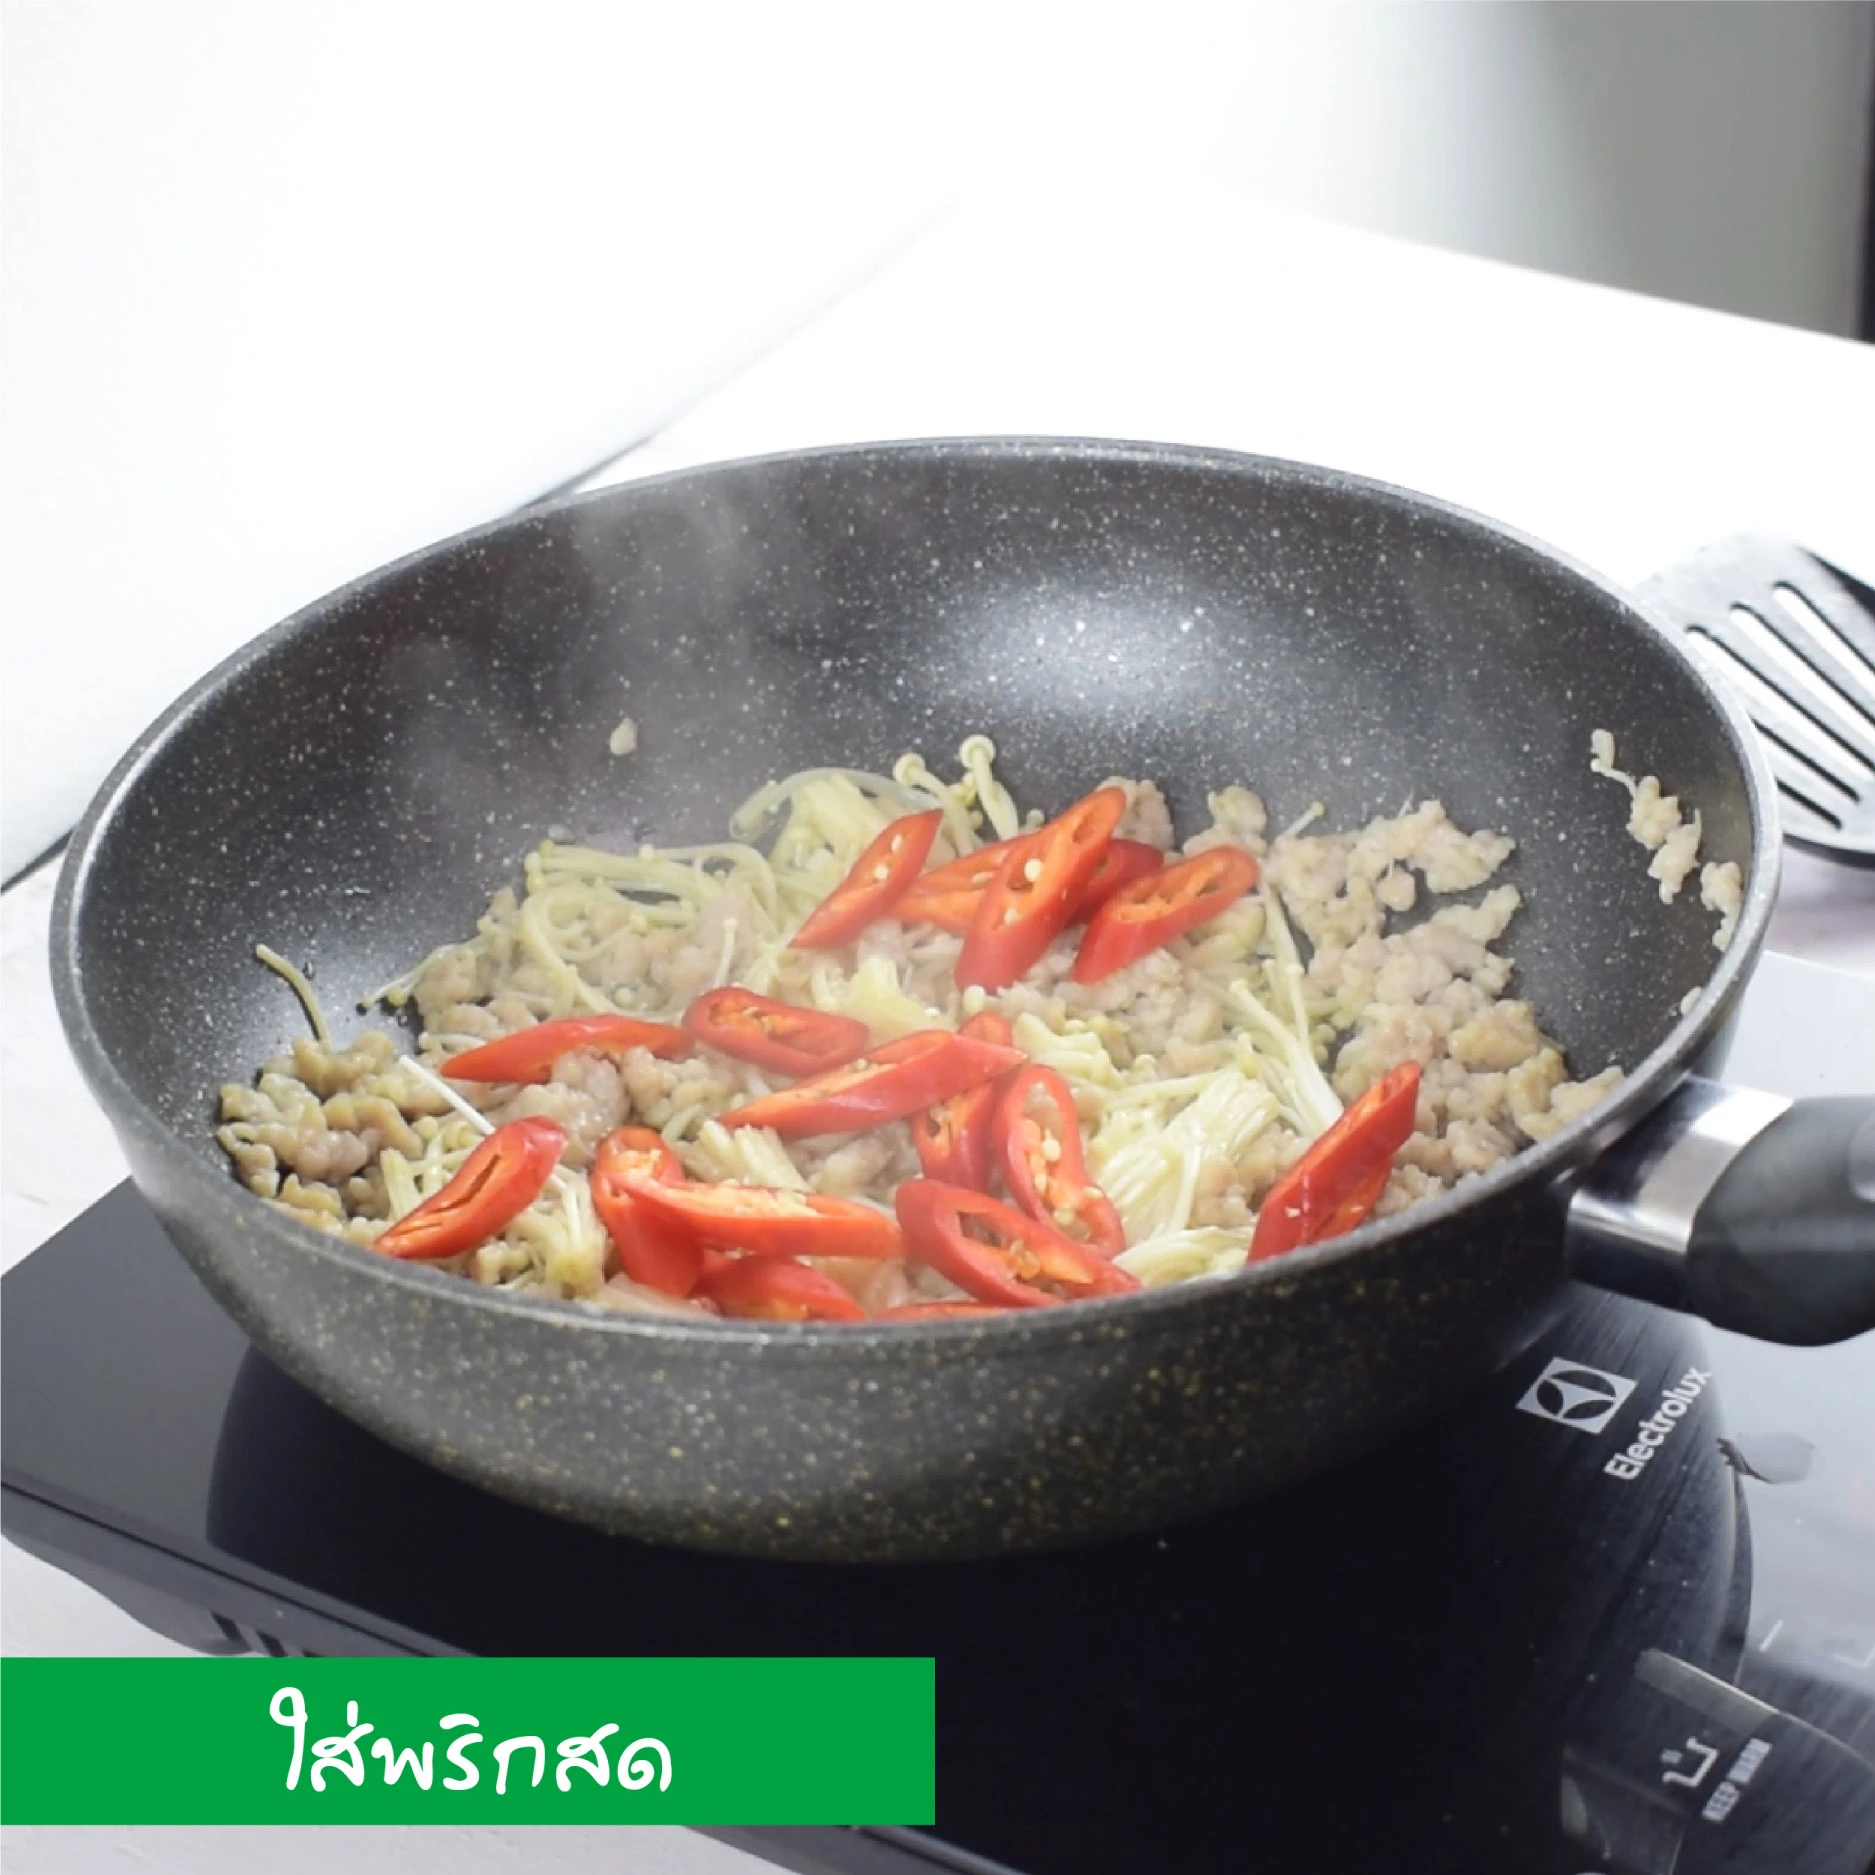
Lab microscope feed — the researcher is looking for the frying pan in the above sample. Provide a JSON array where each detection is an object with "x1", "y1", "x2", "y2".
[{"x1": 50, "y1": 439, "x2": 1875, "y2": 1562}]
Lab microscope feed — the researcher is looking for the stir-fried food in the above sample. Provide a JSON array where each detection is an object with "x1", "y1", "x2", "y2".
[{"x1": 218, "y1": 737, "x2": 1623, "y2": 1322}]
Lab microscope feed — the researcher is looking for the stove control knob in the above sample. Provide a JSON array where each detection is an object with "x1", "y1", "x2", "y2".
[{"x1": 1560, "y1": 1650, "x2": 1875, "y2": 1874}]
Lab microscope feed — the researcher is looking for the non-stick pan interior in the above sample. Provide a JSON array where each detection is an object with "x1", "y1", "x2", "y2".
[{"x1": 70, "y1": 442, "x2": 1752, "y2": 1155}]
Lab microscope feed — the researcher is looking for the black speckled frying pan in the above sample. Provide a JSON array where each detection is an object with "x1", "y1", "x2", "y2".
[{"x1": 50, "y1": 439, "x2": 1875, "y2": 1561}]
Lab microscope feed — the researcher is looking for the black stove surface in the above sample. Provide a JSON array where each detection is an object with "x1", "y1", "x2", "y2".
[{"x1": 5, "y1": 1184, "x2": 1874, "y2": 1875}]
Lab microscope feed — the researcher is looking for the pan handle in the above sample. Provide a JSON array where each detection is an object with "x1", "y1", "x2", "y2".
[{"x1": 1565, "y1": 1081, "x2": 1875, "y2": 1345}]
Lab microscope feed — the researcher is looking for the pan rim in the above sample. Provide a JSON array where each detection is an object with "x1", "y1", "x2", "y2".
[{"x1": 51, "y1": 433, "x2": 1782, "y2": 1351}]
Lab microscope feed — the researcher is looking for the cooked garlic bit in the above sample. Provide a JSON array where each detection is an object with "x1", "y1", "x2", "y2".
[
  {"x1": 1700, "y1": 860, "x2": 1743, "y2": 952},
  {"x1": 1591, "y1": 731, "x2": 1746, "y2": 956},
  {"x1": 1589, "y1": 728, "x2": 1703, "y2": 902}
]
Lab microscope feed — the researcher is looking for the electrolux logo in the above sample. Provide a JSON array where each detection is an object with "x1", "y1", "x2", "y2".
[
  {"x1": 1515, "y1": 1357, "x2": 1637, "y2": 1434},
  {"x1": 1603, "y1": 1368, "x2": 1713, "y2": 1481}
]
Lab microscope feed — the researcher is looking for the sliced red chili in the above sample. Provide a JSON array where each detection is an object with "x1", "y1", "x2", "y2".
[
  {"x1": 894, "y1": 839, "x2": 1022, "y2": 934},
  {"x1": 894, "y1": 1180, "x2": 1139, "y2": 1309},
  {"x1": 375, "y1": 1117, "x2": 565, "y2": 1261},
  {"x1": 620, "y1": 1177, "x2": 905, "y2": 1260},
  {"x1": 718, "y1": 1028, "x2": 1024, "y2": 1138},
  {"x1": 875, "y1": 1300, "x2": 1011, "y2": 1322},
  {"x1": 903, "y1": 834, "x2": 1158, "y2": 944},
  {"x1": 909, "y1": 1010, "x2": 1015, "y2": 1191},
  {"x1": 994, "y1": 1063, "x2": 1127, "y2": 1255},
  {"x1": 591, "y1": 1125, "x2": 711, "y2": 1296},
  {"x1": 442, "y1": 1014, "x2": 691, "y2": 1084},
  {"x1": 956, "y1": 787, "x2": 1126, "y2": 992},
  {"x1": 696, "y1": 1257, "x2": 867, "y2": 1323},
  {"x1": 1249, "y1": 1062, "x2": 1422, "y2": 1262},
  {"x1": 792, "y1": 809, "x2": 944, "y2": 949},
  {"x1": 1071, "y1": 845, "x2": 1260, "y2": 984},
  {"x1": 1070, "y1": 838, "x2": 1164, "y2": 920},
  {"x1": 683, "y1": 987, "x2": 870, "y2": 1078},
  {"x1": 592, "y1": 1124, "x2": 684, "y2": 1188}
]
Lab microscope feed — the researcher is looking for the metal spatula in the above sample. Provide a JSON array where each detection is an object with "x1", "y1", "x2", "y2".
[{"x1": 1640, "y1": 535, "x2": 1875, "y2": 864}]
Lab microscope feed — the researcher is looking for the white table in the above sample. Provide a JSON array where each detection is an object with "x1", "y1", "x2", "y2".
[{"x1": 4, "y1": 180, "x2": 1872, "y2": 1871}]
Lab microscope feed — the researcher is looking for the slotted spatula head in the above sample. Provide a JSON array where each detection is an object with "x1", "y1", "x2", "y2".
[{"x1": 1640, "y1": 535, "x2": 1875, "y2": 864}]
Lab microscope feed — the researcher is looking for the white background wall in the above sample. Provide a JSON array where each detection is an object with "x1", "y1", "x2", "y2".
[
  {"x1": 3, "y1": 0, "x2": 1871, "y2": 876},
  {"x1": 1206, "y1": 0, "x2": 1873, "y2": 338}
]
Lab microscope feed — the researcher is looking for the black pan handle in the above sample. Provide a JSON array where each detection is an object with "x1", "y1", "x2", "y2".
[{"x1": 1565, "y1": 1081, "x2": 1875, "y2": 1345}]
